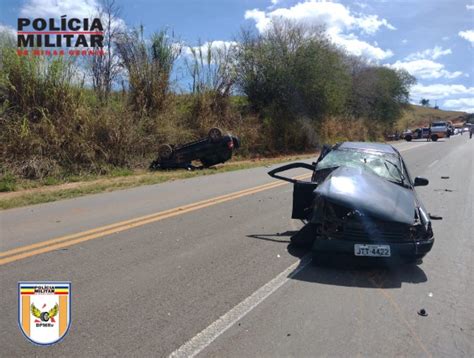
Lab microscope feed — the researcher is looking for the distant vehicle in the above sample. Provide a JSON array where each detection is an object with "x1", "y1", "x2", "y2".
[
  {"x1": 401, "y1": 129, "x2": 412, "y2": 140},
  {"x1": 385, "y1": 133, "x2": 400, "y2": 141},
  {"x1": 150, "y1": 128, "x2": 240, "y2": 170},
  {"x1": 405, "y1": 127, "x2": 429, "y2": 141},
  {"x1": 430, "y1": 121, "x2": 448, "y2": 141},
  {"x1": 268, "y1": 142, "x2": 434, "y2": 264}
]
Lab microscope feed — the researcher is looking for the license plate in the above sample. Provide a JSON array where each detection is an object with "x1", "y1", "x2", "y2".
[{"x1": 354, "y1": 244, "x2": 391, "y2": 257}]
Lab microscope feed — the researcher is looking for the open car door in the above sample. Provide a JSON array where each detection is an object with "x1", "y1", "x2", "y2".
[{"x1": 268, "y1": 162, "x2": 318, "y2": 220}]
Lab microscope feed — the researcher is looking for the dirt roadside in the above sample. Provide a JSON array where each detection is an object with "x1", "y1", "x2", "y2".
[{"x1": 0, "y1": 154, "x2": 315, "y2": 209}]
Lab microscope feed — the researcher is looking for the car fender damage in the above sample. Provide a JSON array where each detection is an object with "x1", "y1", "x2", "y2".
[{"x1": 313, "y1": 166, "x2": 415, "y2": 225}]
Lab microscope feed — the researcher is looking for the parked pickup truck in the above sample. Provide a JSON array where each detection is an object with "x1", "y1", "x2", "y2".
[{"x1": 429, "y1": 121, "x2": 449, "y2": 141}]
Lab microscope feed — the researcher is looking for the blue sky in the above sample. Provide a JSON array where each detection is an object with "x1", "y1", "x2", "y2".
[{"x1": 1, "y1": 0, "x2": 473, "y2": 112}]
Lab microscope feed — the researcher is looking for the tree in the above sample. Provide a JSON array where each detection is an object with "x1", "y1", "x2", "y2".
[
  {"x1": 186, "y1": 41, "x2": 237, "y2": 96},
  {"x1": 115, "y1": 27, "x2": 181, "y2": 115},
  {"x1": 420, "y1": 98, "x2": 430, "y2": 107},
  {"x1": 236, "y1": 21, "x2": 351, "y2": 120},
  {"x1": 349, "y1": 67, "x2": 415, "y2": 125},
  {"x1": 90, "y1": 0, "x2": 123, "y2": 102}
]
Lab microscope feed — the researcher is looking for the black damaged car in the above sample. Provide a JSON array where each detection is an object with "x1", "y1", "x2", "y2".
[
  {"x1": 269, "y1": 142, "x2": 434, "y2": 264},
  {"x1": 150, "y1": 128, "x2": 240, "y2": 170}
]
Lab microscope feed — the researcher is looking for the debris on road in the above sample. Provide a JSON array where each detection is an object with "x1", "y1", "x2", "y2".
[
  {"x1": 418, "y1": 309, "x2": 428, "y2": 317},
  {"x1": 441, "y1": 176, "x2": 450, "y2": 179}
]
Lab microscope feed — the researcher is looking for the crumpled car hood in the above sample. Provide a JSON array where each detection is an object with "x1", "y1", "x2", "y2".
[{"x1": 314, "y1": 166, "x2": 416, "y2": 225}]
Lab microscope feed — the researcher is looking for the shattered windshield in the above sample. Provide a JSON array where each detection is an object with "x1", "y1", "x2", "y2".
[{"x1": 316, "y1": 149, "x2": 406, "y2": 184}]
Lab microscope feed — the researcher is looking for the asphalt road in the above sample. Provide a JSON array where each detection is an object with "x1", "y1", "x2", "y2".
[{"x1": 1, "y1": 135, "x2": 473, "y2": 357}]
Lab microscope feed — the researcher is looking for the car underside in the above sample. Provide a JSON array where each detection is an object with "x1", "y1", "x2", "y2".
[{"x1": 150, "y1": 128, "x2": 240, "y2": 170}]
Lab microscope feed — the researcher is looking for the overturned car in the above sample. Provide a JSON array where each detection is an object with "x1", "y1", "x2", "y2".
[
  {"x1": 150, "y1": 128, "x2": 240, "y2": 170},
  {"x1": 269, "y1": 142, "x2": 434, "y2": 263}
]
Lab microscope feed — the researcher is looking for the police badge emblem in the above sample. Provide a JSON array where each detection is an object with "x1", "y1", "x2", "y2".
[{"x1": 18, "y1": 282, "x2": 71, "y2": 345}]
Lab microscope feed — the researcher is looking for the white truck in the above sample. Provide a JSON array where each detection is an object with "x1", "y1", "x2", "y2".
[{"x1": 429, "y1": 121, "x2": 448, "y2": 141}]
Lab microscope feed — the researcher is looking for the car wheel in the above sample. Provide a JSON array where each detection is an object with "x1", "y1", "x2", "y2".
[
  {"x1": 208, "y1": 127, "x2": 223, "y2": 142},
  {"x1": 158, "y1": 144, "x2": 173, "y2": 160},
  {"x1": 405, "y1": 136, "x2": 412, "y2": 142},
  {"x1": 431, "y1": 134, "x2": 438, "y2": 141}
]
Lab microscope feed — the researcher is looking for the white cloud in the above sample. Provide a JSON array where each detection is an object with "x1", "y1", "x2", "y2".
[
  {"x1": 443, "y1": 97, "x2": 474, "y2": 109},
  {"x1": 246, "y1": 1, "x2": 395, "y2": 34},
  {"x1": 454, "y1": 107, "x2": 474, "y2": 113},
  {"x1": 388, "y1": 59, "x2": 462, "y2": 79},
  {"x1": 402, "y1": 39, "x2": 408, "y2": 44},
  {"x1": 19, "y1": 0, "x2": 126, "y2": 34},
  {"x1": 0, "y1": 23, "x2": 17, "y2": 36},
  {"x1": 245, "y1": 1, "x2": 395, "y2": 60},
  {"x1": 354, "y1": 2, "x2": 368, "y2": 9},
  {"x1": 20, "y1": 0, "x2": 99, "y2": 18},
  {"x1": 410, "y1": 85, "x2": 474, "y2": 112},
  {"x1": 410, "y1": 83, "x2": 474, "y2": 100},
  {"x1": 467, "y1": 4, "x2": 474, "y2": 10},
  {"x1": 331, "y1": 33, "x2": 393, "y2": 59},
  {"x1": 458, "y1": 30, "x2": 474, "y2": 45},
  {"x1": 355, "y1": 14, "x2": 396, "y2": 35},
  {"x1": 245, "y1": 9, "x2": 272, "y2": 33},
  {"x1": 405, "y1": 46, "x2": 452, "y2": 61}
]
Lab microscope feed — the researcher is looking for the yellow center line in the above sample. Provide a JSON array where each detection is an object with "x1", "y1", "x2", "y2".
[{"x1": 0, "y1": 173, "x2": 311, "y2": 266}]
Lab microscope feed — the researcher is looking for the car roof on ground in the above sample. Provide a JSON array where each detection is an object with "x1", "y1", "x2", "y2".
[{"x1": 338, "y1": 142, "x2": 398, "y2": 155}]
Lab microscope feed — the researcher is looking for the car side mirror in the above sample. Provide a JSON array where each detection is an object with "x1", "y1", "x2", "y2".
[{"x1": 414, "y1": 177, "x2": 429, "y2": 186}]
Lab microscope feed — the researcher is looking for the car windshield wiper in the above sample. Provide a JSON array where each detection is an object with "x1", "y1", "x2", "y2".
[{"x1": 382, "y1": 159, "x2": 408, "y2": 186}]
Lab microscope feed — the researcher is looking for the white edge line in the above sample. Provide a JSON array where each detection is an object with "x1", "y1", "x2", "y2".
[
  {"x1": 428, "y1": 160, "x2": 439, "y2": 168},
  {"x1": 169, "y1": 254, "x2": 313, "y2": 358}
]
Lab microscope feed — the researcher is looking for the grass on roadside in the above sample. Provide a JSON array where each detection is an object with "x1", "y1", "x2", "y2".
[{"x1": 0, "y1": 154, "x2": 314, "y2": 210}]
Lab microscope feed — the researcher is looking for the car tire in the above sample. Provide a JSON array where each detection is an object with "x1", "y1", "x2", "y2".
[
  {"x1": 208, "y1": 127, "x2": 223, "y2": 142},
  {"x1": 158, "y1": 144, "x2": 173, "y2": 160},
  {"x1": 431, "y1": 134, "x2": 438, "y2": 141},
  {"x1": 405, "y1": 135, "x2": 412, "y2": 142}
]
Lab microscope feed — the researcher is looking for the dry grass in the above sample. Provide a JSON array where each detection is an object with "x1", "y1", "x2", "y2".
[
  {"x1": 396, "y1": 104, "x2": 467, "y2": 131},
  {"x1": 0, "y1": 153, "x2": 315, "y2": 210}
]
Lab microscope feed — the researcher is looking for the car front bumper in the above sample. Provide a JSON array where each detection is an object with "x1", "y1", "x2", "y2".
[{"x1": 312, "y1": 237, "x2": 434, "y2": 260}]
